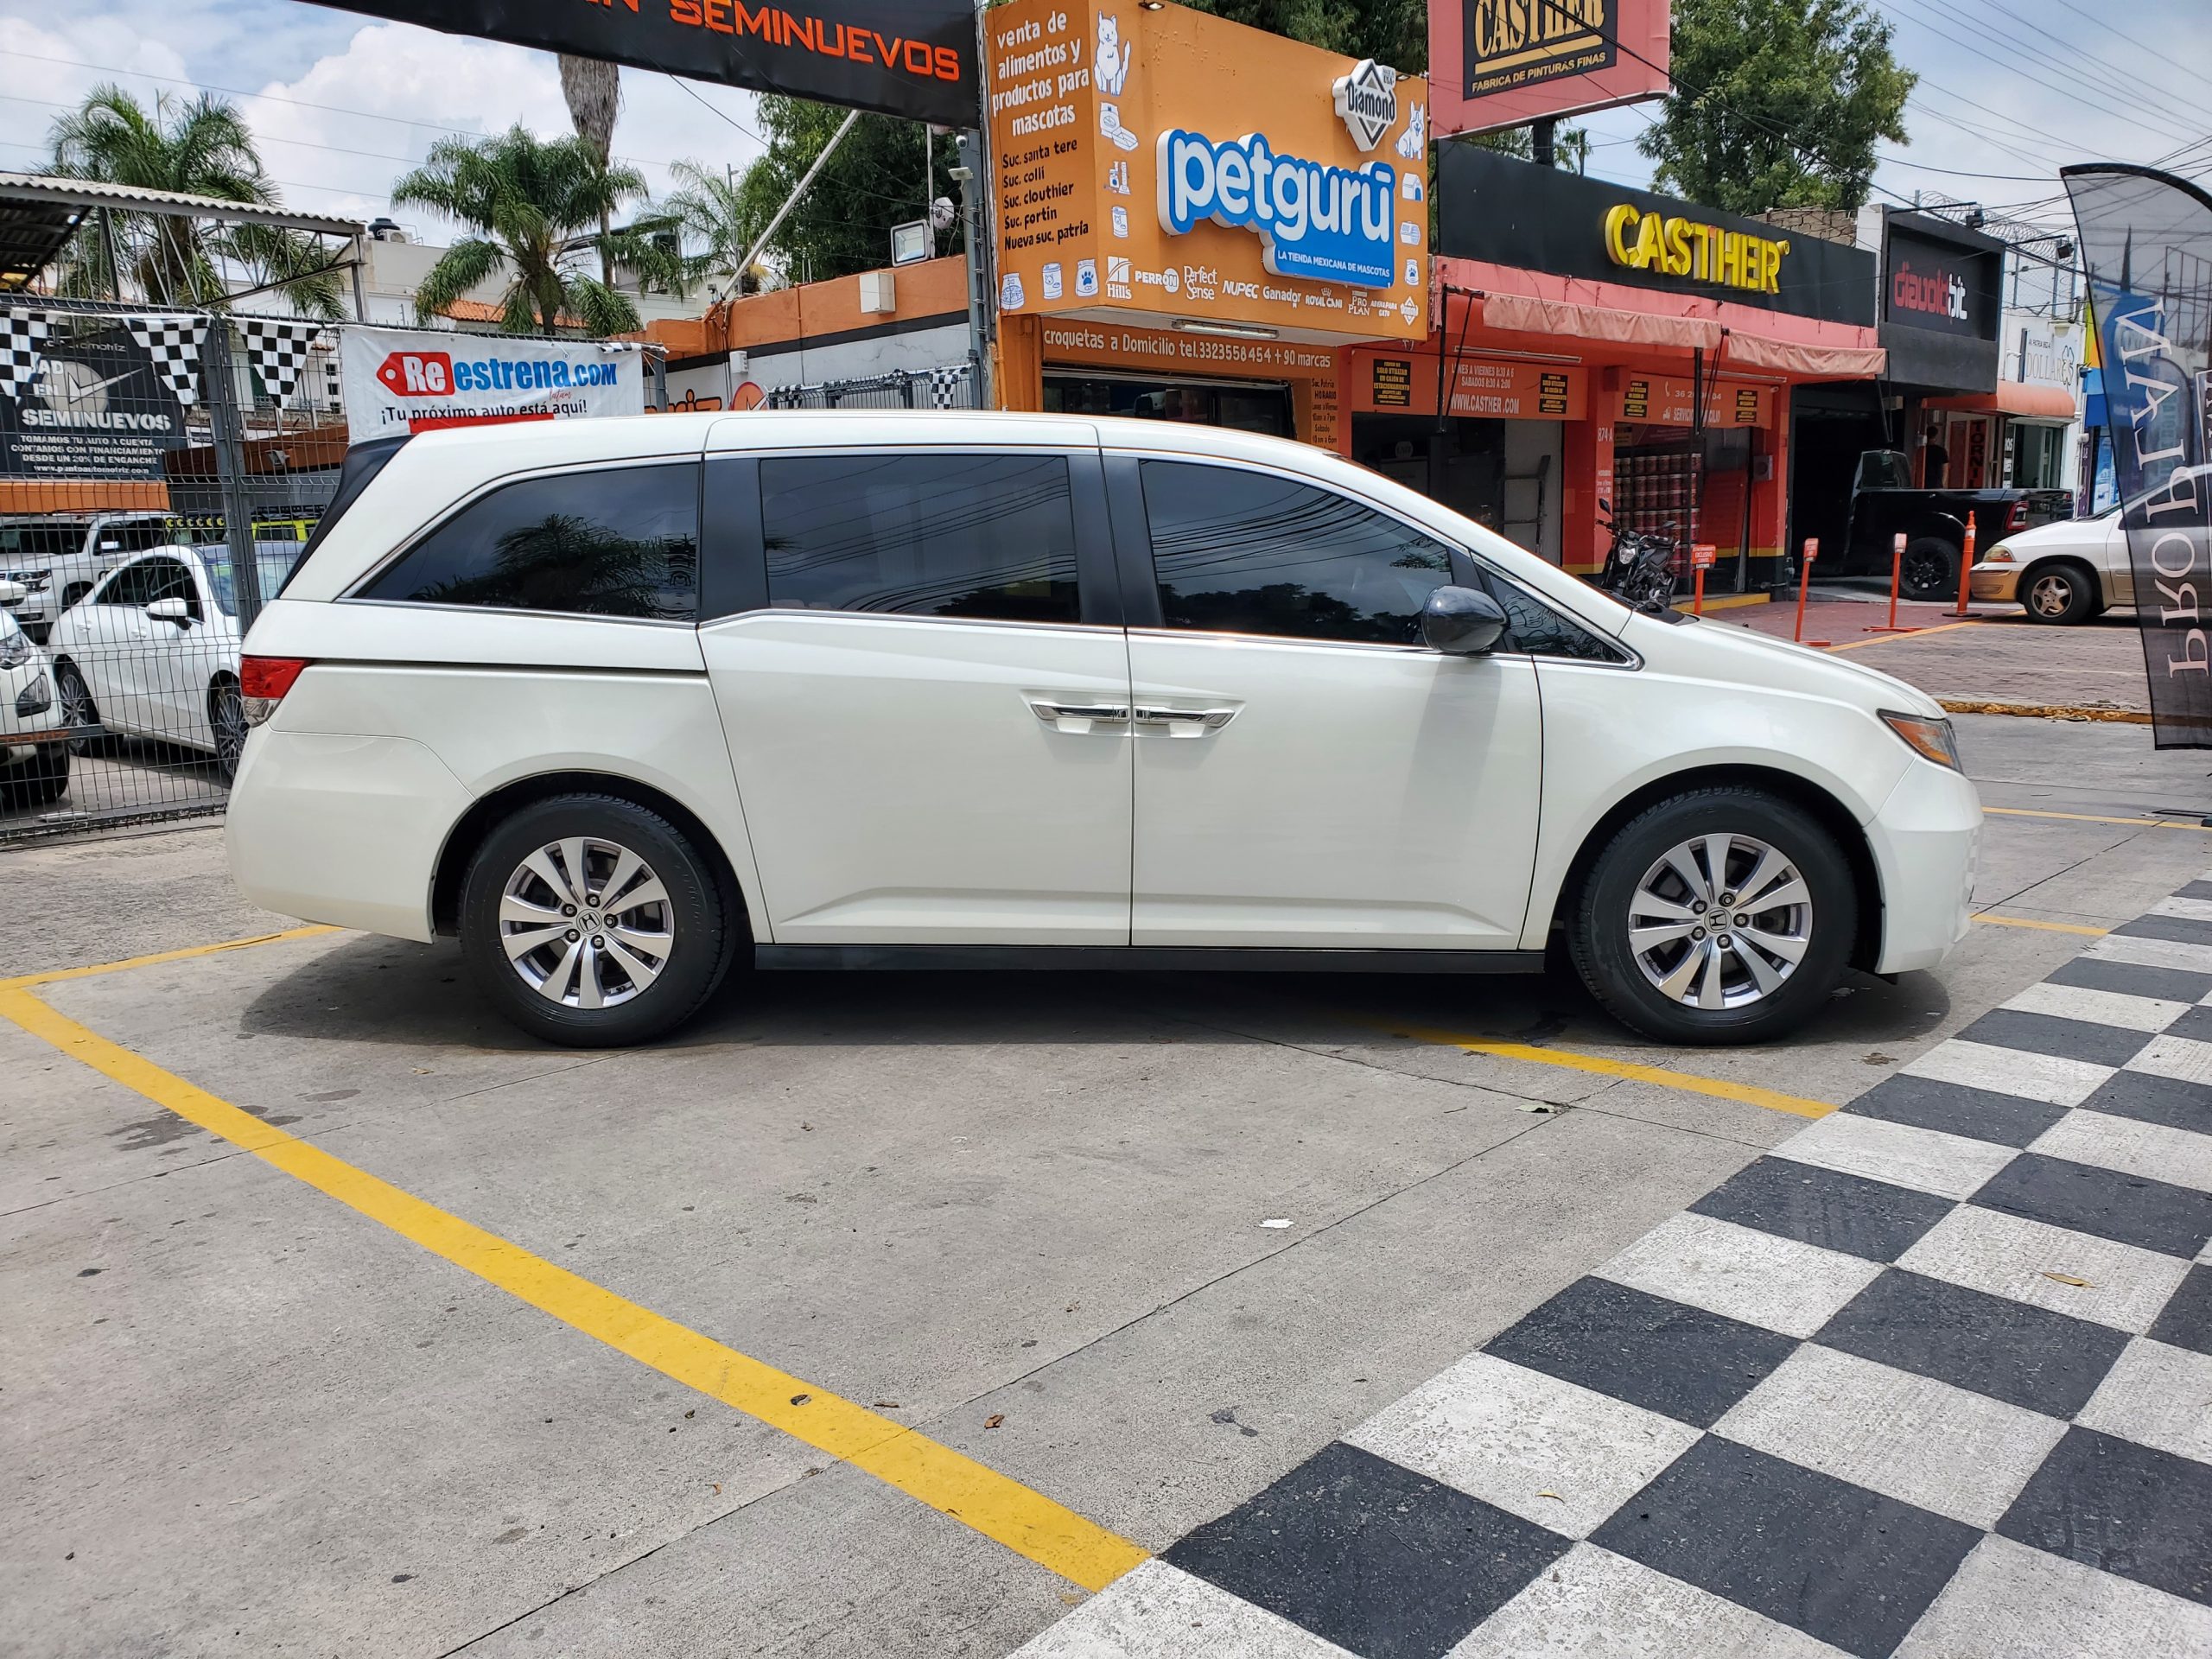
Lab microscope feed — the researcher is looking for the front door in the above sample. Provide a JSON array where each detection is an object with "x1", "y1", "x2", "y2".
[
  {"x1": 701, "y1": 444, "x2": 1133, "y2": 944},
  {"x1": 1121, "y1": 456, "x2": 1543, "y2": 950}
]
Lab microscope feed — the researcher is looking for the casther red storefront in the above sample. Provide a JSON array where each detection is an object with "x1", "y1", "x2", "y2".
[{"x1": 1342, "y1": 146, "x2": 1885, "y2": 596}]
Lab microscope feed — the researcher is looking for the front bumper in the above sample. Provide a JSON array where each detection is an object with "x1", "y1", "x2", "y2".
[
  {"x1": 1866, "y1": 757, "x2": 1983, "y2": 975},
  {"x1": 1967, "y1": 563, "x2": 2019, "y2": 603}
]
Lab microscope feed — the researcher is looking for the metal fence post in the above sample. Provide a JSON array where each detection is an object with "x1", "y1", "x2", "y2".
[{"x1": 201, "y1": 319, "x2": 265, "y2": 629}]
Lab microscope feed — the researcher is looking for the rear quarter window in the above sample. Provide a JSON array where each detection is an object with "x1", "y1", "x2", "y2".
[{"x1": 357, "y1": 461, "x2": 701, "y2": 621}]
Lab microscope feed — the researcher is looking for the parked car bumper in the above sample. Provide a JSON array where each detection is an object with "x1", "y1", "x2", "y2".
[
  {"x1": 1967, "y1": 563, "x2": 2020, "y2": 603},
  {"x1": 226, "y1": 728, "x2": 474, "y2": 942},
  {"x1": 1866, "y1": 757, "x2": 1982, "y2": 974}
]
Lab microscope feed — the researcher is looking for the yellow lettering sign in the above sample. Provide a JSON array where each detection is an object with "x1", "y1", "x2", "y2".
[{"x1": 1601, "y1": 205, "x2": 1789, "y2": 295}]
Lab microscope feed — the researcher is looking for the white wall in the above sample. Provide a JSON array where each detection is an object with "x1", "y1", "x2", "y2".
[{"x1": 738, "y1": 323, "x2": 975, "y2": 394}]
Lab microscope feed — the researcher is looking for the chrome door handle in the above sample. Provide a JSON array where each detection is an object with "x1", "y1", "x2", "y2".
[
  {"x1": 1133, "y1": 704, "x2": 1239, "y2": 734},
  {"x1": 1028, "y1": 698, "x2": 1131, "y2": 728}
]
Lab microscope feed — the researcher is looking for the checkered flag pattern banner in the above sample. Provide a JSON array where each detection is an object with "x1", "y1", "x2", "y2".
[
  {"x1": 237, "y1": 317, "x2": 327, "y2": 406},
  {"x1": 926, "y1": 365, "x2": 970, "y2": 410},
  {"x1": 1018, "y1": 877, "x2": 2212, "y2": 1659},
  {"x1": 0, "y1": 307, "x2": 51, "y2": 403},
  {"x1": 122, "y1": 313, "x2": 212, "y2": 409}
]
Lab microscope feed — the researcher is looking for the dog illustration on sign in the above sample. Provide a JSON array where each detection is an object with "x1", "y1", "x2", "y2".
[{"x1": 1097, "y1": 14, "x2": 1132, "y2": 95}]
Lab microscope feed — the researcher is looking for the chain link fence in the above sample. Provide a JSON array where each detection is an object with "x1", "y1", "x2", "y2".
[{"x1": 0, "y1": 298, "x2": 662, "y2": 842}]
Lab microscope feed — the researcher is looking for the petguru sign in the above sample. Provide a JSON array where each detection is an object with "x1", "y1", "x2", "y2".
[{"x1": 340, "y1": 327, "x2": 645, "y2": 440}]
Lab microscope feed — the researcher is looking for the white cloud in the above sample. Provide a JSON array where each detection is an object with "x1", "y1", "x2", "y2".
[{"x1": 0, "y1": 2, "x2": 767, "y2": 239}]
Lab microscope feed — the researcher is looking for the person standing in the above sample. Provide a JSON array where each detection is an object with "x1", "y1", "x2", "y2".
[{"x1": 1922, "y1": 423, "x2": 1950, "y2": 487}]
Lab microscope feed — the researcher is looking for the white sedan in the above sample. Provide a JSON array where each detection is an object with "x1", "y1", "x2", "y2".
[
  {"x1": 1967, "y1": 507, "x2": 2124, "y2": 624},
  {"x1": 48, "y1": 543, "x2": 302, "y2": 780},
  {"x1": 0, "y1": 584, "x2": 70, "y2": 809}
]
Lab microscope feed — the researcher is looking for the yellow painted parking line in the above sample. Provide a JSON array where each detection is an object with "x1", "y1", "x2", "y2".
[
  {"x1": 1985, "y1": 804, "x2": 2212, "y2": 830},
  {"x1": 1382, "y1": 1022, "x2": 1837, "y2": 1119},
  {"x1": 0, "y1": 924, "x2": 342, "y2": 992},
  {"x1": 1974, "y1": 914, "x2": 2111, "y2": 937},
  {"x1": 0, "y1": 982, "x2": 1147, "y2": 1592},
  {"x1": 1823, "y1": 620, "x2": 1985, "y2": 652}
]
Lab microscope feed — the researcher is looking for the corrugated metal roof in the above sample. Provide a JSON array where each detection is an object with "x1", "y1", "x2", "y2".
[{"x1": 0, "y1": 172, "x2": 364, "y2": 236}]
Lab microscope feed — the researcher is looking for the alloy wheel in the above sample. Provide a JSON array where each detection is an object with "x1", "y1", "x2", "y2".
[
  {"x1": 57, "y1": 664, "x2": 95, "y2": 757},
  {"x1": 2028, "y1": 572, "x2": 2075, "y2": 618},
  {"x1": 498, "y1": 836, "x2": 675, "y2": 1010},
  {"x1": 212, "y1": 685, "x2": 247, "y2": 780},
  {"x1": 1627, "y1": 832, "x2": 1814, "y2": 1010}
]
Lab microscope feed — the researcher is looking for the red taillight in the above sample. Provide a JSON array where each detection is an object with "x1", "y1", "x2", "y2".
[
  {"x1": 2006, "y1": 499, "x2": 2029, "y2": 531},
  {"x1": 239, "y1": 656, "x2": 309, "y2": 700},
  {"x1": 239, "y1": 657, "x2": 309, "y2": 728}
]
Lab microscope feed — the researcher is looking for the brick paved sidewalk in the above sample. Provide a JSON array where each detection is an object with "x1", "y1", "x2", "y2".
[{"x1": 1705, "y1": 590, "x2": 2152, "y2": 717}]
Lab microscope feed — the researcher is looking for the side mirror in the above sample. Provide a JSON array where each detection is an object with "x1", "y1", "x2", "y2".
[
  {"x1": 1421, "y1": 585, "x2": 1509, "y2": 656},
  {"x1": 145, "y1": 596, "x2": 192, "y2": 626}
]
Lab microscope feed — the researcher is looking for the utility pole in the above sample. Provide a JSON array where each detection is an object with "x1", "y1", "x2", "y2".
[{"x1": 953, "y1": 130, "x2": 991, "y2": 407}]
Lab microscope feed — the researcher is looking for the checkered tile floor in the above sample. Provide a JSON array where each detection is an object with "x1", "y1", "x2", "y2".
[{"x1": 1014, "y1": 880, "x2": 2212, "y2": 1659}]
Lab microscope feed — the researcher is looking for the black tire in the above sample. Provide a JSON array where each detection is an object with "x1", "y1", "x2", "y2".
[
  {"x1": 0, "y1": 742, "x2": 68, "y2": 810},
  {"x1": 210, "y1": 679, "x2": 246, "y2": 782},
  {"x1": 1898, "y1": 536, "x2": 1958, "y2": 602},
  {"x1": 1568, "y1": 787, "x2": 1857, "y2": 1045},
  {"x1": 460, "y1": 792, "x2": 730, "y2": 1047},
  {"x1": 2020, "y1": 560, "x2": 2096, "y2": 626},
  {"x1": 52, "y1": 659, "x2": 110, "y2": 757}
]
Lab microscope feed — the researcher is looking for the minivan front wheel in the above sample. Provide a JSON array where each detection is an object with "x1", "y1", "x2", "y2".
[
  {"x1": 1569, "y1": 788, "x2": 1855, "y2": 1044},
  {"x1": 461, "y1": 794, "x2": 728, "y2": 1047}
]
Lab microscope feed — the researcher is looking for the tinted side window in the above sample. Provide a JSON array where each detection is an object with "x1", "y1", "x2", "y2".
[
  {"x1": 1141, "y1": 461, "x2": 1453, "y2": 645},
  {"x1": 760, "y1": 452, "x2": 1079, "y2": 622},
  {"x1": 1481, "y1": 574, "x2": 1627, "y2": 662},
  {"x1": 96, "y1": 562, "x2": 153, "y2": 607},
  {"x1": 359, "y1": 463, "x2": 699, "y2": 620}
]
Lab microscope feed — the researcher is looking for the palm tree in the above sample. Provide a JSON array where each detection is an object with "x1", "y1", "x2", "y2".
[
  {"x1": 661, "y1": 159, "x2": 772, "y2": 297},
  {"x1": 391, "y1": 127, "x2": 678, "y2": 337},
  {"x1": 557, "y1": 54, "x2": 621, "y2": 283},
  {"x1": 47, "y1": 86, "x2": 343, "y2": 318}
]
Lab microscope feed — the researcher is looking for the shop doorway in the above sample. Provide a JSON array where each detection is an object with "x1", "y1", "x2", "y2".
[
  {"x1": 1351, "y1": 415, "x2": 1563, "y2": 563},
  {"x1": 1044, "y1": 373, "x2": 1294, "y2": 436}
]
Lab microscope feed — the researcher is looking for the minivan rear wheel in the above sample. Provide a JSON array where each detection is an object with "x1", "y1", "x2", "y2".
[
  {"x1": 461, "y1": 794, "x2": 728, "y2": 1047},
  {"x1": 1569, "y1": 787, "x2": 1855, "y2": 1045}
]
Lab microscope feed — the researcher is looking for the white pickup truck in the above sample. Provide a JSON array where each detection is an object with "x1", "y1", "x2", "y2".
[{"x1": 0, "y1": 512, "x2": 189, "y2": 641}]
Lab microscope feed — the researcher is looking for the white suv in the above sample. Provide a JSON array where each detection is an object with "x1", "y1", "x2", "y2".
[{"x1": 226, "y1": 413, "x2": 1980, "y2": 1047}]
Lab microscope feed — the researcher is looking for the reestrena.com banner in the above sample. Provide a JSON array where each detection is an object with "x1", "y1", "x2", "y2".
[
  {"x1": 303, "y1": 0, "x2": 979, "y2": 128},
  {"x1": 2063, "y1": 164, "x2": 2212, "y2": 749},
  {"x1": 340, "y1": 327, "x2": 645, "y2": 440}
]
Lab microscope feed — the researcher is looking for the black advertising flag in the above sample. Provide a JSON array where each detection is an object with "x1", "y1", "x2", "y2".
[
  {"x1": 304, "y1": 0, "x2": 980, "y2": 127},
  {"x1": 2064, "y1": 165, "x2": 2212, "y2": 747}
]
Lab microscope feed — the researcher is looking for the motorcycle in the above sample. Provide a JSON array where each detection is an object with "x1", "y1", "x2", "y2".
[{"x1": 1596, "y1": 499, "x2": 1681, "y2": 614}]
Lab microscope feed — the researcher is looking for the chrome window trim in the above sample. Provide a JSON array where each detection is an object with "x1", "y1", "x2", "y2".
[{"x1": 696, "y1": 608, "x2": 1127, "y2": 638}]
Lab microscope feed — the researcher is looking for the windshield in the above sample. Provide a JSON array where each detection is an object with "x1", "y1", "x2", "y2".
[{"x1": 203, "y1": 545, "x2": 307, "y2": 618}]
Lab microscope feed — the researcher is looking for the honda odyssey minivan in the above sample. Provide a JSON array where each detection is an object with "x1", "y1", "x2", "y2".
[{"x1": 226, "y1": 412, "x2": 1979, "y2": 1047}]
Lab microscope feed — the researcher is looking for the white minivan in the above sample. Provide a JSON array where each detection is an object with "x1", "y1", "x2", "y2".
[{"x1": 226, "y1": 413, "x2": 1980, "y2": 1048}]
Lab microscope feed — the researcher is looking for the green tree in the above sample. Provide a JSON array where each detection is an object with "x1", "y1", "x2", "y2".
[
  {"x1": 735, "y1": 98, "x2": 955, "y2": 285},
  {"x1": 47, "y1": 86, "x2": 344, "y2": 317},
  {"x1": 1177, "y1": 0, "x2": 1428, "y2": 67},
  {"x1": 391, "y1": 127, "x2": 679, "y2": 336},
  {"x1": 557, "y1": 54, "x2": 623, "y2": 282},
  {"x1": 661, "y1": 160, "x2": 773, "y2": 296},
  {"x1": 1637, "y1": 0, "x2": 1913, "y2": 213}
]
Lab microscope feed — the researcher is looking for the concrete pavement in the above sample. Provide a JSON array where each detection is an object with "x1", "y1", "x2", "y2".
[{"x1": 5, "y1": 714, "x2": 2211, "y2": 1656}]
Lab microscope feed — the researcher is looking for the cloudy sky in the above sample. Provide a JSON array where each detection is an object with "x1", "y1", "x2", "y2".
[{"x1": 1, "y1": 0, "x2": 2205, "y2": 249}]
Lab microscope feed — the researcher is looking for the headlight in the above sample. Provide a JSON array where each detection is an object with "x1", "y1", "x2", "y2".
[
  {"x1": 1980, "y1": 543, "x2": 2014, "y2": 564},
  {"x1": 1882, "y1": 710, "x2": 1961, "y2": 771},
  {"x1": 0, "y1": 631, "x2": 31, "y2": 670}
]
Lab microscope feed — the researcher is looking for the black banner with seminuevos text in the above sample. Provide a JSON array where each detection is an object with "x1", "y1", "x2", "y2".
[{"x1": 304, "y1": 0, "x2": 979, "y2": 127}]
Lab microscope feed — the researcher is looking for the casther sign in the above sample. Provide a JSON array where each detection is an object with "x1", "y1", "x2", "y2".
[{"x1": 302, "y1": 0, "x2": 979, "y2": 126}]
